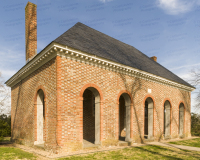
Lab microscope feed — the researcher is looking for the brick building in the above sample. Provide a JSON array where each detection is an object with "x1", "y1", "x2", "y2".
[{"x1": 5, "y1": 2, "x2": 195, "y2": 153}]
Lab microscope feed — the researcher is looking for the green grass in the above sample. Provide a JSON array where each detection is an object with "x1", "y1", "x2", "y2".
[
  {"x1": 1, "y1": 137, "x2": 11, "y2": 142},
  {"x1": 58, "y1": 145, "x2": 200, "y2": 160},
  {"x1": 1, "y1": 139, "x2": 200, "y2": 160},
  {"x1": 0, "y1": 147, "x2": 36, "y2": 160},
  {"x1": 169, "y1": 138, "x2": 200, "y2": 148},
  {"x1": 0, "y1": 137, "x2": 11, "y2": 143}
]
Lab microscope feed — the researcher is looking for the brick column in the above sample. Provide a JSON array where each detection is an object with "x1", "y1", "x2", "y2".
[
  {"x1": 116, "y1": 102, "x2": 119, "y2": 140},
  {"x1": 125, "y1": 104, "x2": 131, "y2": 142},
  {"x1": 130, "y1": 104, "x2": 133, "y2": 139},
  {"x1": 100, "y1": 101, "x2": 103, "y2": 142},
  {"x1": 79, "y1": 97, "x2": 83, "y2": 143},
  {"x1": 56, "y1": 56, "x2": 62, "y2": 145},
  {"x1": 95, "y1": 101, "x2": 101, "y2": 144}
]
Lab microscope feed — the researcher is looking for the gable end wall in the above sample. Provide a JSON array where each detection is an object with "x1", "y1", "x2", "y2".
[{"x1": 11, "y1": 58, "x2": 57, "y2": 151}]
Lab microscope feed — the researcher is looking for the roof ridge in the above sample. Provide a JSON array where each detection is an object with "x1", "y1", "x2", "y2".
[{"x1": 53, "y1": 22, "x2": 80, "y2": 42}]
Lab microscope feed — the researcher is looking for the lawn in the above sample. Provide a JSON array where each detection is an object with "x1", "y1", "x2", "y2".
[
  {"x1": 0, "y1": 147, "x2": 36, "y2": 160},
  {"x1": 1, "y1": 140, "x2": 200, "y2": 160},
  {"x1": 58, "y1": 145, "x2": 200, "y2": 160},
  {"x1": 169, "y1": 138, "x2": 200, "y2": 148},
  {"x1": 0, "y1": 137, "x2": 37, "y2": 159}
]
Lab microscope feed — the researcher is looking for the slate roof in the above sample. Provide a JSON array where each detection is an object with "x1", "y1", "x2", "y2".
[{"x1": 54, "y1": 22, "x2": 193, "y2": 88}]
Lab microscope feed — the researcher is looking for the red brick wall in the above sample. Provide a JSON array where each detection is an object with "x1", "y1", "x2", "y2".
[
  {"x1": 11, "y1": 55, "x2": 191, "y2": 152},
  {"x1": 11, "y1": 58, "x2": 57, "y2": 150},
  {"x1": 58, "y1": 56, "x2": 191, "y2": 146}
]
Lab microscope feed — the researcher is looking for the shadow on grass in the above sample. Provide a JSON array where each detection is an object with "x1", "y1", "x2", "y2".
[
  {"x1": 169, "y1": 138, "x2": 200, "y2": 147},
  {"x1": 61, "y1": 145, "x2": 200, "y2": 160},
  {"x1": 159, "y1": 143, "x2": 200, "y2": 159},
  {"x1": 131, "y1": 145, "x2": 182, "y2": 160},
  {"x1": 0, "y1": 137, "x2": 12, "y2": 144},
  {"x1": 0, "y1": 137, "x2": 14, "y2": 148},
  {"x1": 135, "y1": 145, "x2": 200, "y2": 160}
]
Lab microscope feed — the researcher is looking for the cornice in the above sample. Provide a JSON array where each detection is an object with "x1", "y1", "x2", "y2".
[
  {"x1": 5, "y1": 43, "x2": 195, "y2": 92},
  {"x1": 5, "y1": 42, "x2": 57, "y2": 87}
]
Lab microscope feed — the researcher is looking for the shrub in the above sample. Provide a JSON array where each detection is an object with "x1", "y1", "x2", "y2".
[
  {"x1": 0, "y1": 136, "x2": 3, "y2": 142},
  {"x1": 191, "y1": 112, "x2": 200, "y2": 136},
  {"x1": 0, "y1": 114, "x2": 11, "y2": 138}
]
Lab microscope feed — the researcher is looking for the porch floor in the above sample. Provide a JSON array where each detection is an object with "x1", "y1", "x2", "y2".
[{"x1": 83, "y1": 139, "x2": 100, "y2": 149}]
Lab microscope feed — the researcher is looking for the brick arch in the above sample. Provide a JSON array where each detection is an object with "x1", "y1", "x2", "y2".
[
  {"x1": 79, "y1": 83, "x2": 103, "y2": 144},
  {"x1": 34, "y1": 85, "x2": 47, "y2": 104},
  {"x1": 162, "y1": 98, "x2": 172, "y2": 108},
  {"x1": 80, "y1": 83, "x2": 103, "y2": 101},
  {"x1": 178, "y1": 101, "x2": 186, "y2": 109},
  {"x1": 163, "y1": 98, "x2": 172, "y2": 137},
  {"x1": 34, "y1": 85, "x2": 47, "y2": 142},
  {"x1": 117, "y1": 90, "x2": 133, "y2": 105},
  {"x1": 143, "y1": 94, "x2": 156, "y2": 106},
  {"x1": 116, "y1": 90, "x2": 133, "y2": 141},
  {"x1": 143, "y1": 94, "x2": 155, "y2": 139},
  {"x1": 178, "y1": 101, "x2": 185, "y2": 136}
]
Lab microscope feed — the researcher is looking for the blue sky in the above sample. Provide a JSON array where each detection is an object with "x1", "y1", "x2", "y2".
[{"x1": 0, "y1": 0, "x2": 200, "y2": 112}]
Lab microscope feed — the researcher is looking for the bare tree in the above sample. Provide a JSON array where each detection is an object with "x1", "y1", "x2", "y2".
[
  {"x1": 0, "y1": 72, "x2": 10, "y2": 115},
  {"x1": 190, "y1": 68, "x2": 200, "y2": 109}
]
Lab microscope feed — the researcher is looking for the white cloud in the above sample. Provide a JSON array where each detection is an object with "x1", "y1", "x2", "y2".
[
  {"x1": 156, "y1": 0, "x2": 199, "y2": 15},
  {"x1": 0, "y1": 69, "x2": 16, "y2": 79},
  {"x1": 99, "y1": 0, "x2": 113, "y2": 3},
  {"x1": 177, "y1": 73, "x2": 191, "y2": 80},
  {"x1": 170, "y1": 63, "x2": 200, "y2": 70}
]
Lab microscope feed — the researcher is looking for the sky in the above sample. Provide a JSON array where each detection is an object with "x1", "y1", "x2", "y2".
[{"x1": 0, "y1": 0, "x2": 200, "y2": 112}]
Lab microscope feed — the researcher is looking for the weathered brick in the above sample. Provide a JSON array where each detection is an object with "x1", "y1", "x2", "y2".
[{"x1": 11, "y1": 55, "x2": 191, "y2": 153}]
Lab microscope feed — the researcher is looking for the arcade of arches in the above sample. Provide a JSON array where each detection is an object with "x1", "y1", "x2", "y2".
[{"x1": 34, "y1": 88, "x2": 187, "y2": 145}]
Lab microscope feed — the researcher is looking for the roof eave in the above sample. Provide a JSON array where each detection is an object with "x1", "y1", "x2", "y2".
[{"x1": 5, "y1": 43, "x2": 195, "y2": 92}]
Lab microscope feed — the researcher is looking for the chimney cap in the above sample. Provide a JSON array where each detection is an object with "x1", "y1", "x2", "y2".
[
  {"x1": 150, "y1": 56, "x2": 157, "y2": 62},
  {"x1": 25, "y1": 1, "x2": 37, "y2": 9}
]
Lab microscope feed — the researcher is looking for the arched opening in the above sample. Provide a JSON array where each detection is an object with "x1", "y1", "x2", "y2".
[
  {"x1": 144, "y1": 97, "x2": 154, "y2": 139},
  {"x1": 119, "y1": 93, "x2": 131, "y2": 142},
  {"x1": 179, "y1": 103, "x2": 184, "y2": 136},
  {"x1": 83, "y1": 87, "x2": 100, "y2": 144},
  {"x1": 164, "y1": 101, "x2": 171, "y2": 138},
  {"x1": 35, "y1": 89, "x2": 45, "y2": 145}
]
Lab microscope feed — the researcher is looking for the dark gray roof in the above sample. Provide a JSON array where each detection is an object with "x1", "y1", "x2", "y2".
[{"x1": 54, "y1": 22, "x2": 193, "y2": 88}]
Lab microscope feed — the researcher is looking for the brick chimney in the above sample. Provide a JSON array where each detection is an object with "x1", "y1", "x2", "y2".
[
  {"x1": 25, "y1": 2, "x2": 37, "y2": 62},
  {"x1": 150, "y1": 56, "x2": 157, "y2": 62}
]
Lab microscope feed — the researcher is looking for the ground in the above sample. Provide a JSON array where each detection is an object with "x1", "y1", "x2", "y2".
[
  {"x1": 1, "y1": 137, "x2": 200, "y2": 159},
  {"x1": 169, "y1": 138, "x2": 200, "y2": 147}
]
